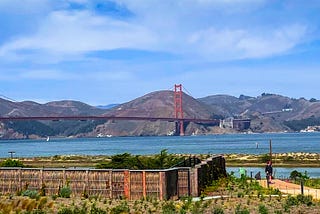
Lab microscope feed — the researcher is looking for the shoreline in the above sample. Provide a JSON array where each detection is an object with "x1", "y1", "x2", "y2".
[{"x1": 1, "y1": 152, "x2": 319, "y2": 168}]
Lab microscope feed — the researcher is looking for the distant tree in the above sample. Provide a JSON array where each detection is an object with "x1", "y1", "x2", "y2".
[
  {"x1": 0, "y1": 159, "x2": 24, "y2": 167},
  {"x1": 284, "y1": 117, "x2": 320, "y2": 131},
  {"x1": 96, "y1": 150, "x2": 184, "y2": 169},
  {"x1": 261, "y1": 93, "x2": 273, "y2": 97},
  {"x1": 309, "y1": 98, "x2": 318, "y2": 102}
]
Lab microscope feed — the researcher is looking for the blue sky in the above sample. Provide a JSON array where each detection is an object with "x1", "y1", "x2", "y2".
[{"x1": 0, "y1": 0, "x2": 320, "y2": 105}]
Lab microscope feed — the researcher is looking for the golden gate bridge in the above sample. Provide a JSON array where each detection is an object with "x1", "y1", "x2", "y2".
[{"x1": 0, "y1": 84, "x2": 220, "y2": 136}]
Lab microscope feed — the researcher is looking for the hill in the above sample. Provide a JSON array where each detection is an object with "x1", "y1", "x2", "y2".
[
  {"x1": 0, "y1": 99, "x2": 107, "y2": 139},
  {"x1": 200, "y1": 93, "x2": 320, "y2": 132},
  {"x1": 89, "y1": 90, "x2": 220, "y2": 137},
  {"x1": 2, "y1": 91, "x2": 320, "y2": 139}
]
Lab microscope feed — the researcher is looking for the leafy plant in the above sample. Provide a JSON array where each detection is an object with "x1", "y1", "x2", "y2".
[
  {"x1": 59, "y1": 186, "x2": 72, "y2": 198},
  {"x1": 90, "y1": 203, "x2": 107, "y2": 214},
  {"x1": 0, "y1": 159, "x2": 24, "y2": 167},
  {"x1": 235, "y1": 204, "x2": 250, "y2": 214},
  {"x1": 162, "y1": 201, "x2": 176, "y2": 214},
  {"x1": 213, "y1": 207, "x2": 224, "y2": 214},
  {"x1": 96, "y1": 149, "x2": 184, "y2": 169},
  {"x1": 290, "y1": 170, "x2": 309, "y2": 182},
  {"x1": 110, "y1": 201, "x2": 130, "y2": 214},
  {"x1": 22, "y1": 189, "x2": 40, "y2": 200},
  {"x1": 258, "y1": 204, "x2": 269, "y2": 214}
]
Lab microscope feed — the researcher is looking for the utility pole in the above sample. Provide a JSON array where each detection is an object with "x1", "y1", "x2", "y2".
[{"x1": 269, "y1": 139, "x2": 272, "y2": 163}]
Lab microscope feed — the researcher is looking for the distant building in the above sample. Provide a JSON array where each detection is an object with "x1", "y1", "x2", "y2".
[
  {"x1": 232, "y1": 119, "x2": 251, "y2": 131},
  {"x1": 219, "y1": 117, "x2": 233, "y2": 129},
  {"x1": 220, "y1": 118, "x2": 251, "y2": 131}
]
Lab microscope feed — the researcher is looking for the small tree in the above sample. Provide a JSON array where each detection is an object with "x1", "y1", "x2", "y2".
[{"x1": 0, "y1": 159, "x2": 24, "y2": 167}]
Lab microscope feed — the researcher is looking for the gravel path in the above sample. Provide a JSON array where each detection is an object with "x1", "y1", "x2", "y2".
[{"x1": 258, "y1": 179, "x2": 320, "y2": 199}]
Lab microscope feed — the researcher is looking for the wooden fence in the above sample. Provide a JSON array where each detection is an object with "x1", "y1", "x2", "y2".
[{"x1": 0, "y1": 155, "x2": 226, "y2": 200}]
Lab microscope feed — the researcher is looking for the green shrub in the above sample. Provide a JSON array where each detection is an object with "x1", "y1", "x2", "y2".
[
  {"x1": 0, "y1": 159, "x2": 24, "y2": 167},
  {"x1": 31, "y1": 210, "x2": 47, "y2": 214},
  {"x1": 235, "y1": 204, "x2": 249, "y2": 214},
  {"x1": 90, "y1": 203, "x2": 107, "y2": 214},
  {"x1": 110, "y1": 201, "x2": 130, "y2": 214},
  {"x1": 59, "y1": 186, "x2": 72, "y2": 198},
  {"x1": 259, "y1": 154, "x2": 270, "y2": 164},
  {"x1": 58, "y1": 207, "x2": 73, "y2": 214},
  {"x1": 213, "y1": 207, "x2": 224, "y2": 214},
  {"x1": 258, "y1": 204, "x2": 268, "y2": 214},
  {"x1": 297, "y1": 194, "x2": 313, "y2": 206},
  {"x1": 22, "y1": 189, "x2": 39, "y2": 199},
  {"x1": 161, "y1": 201, "x2": 176, "y2": 214},
  {"x1": 57, "y1": 205, "x2": 87, "y2": 214},
  {"x1": 285, "y1": 195, "x2": 299, "y2": 206}
]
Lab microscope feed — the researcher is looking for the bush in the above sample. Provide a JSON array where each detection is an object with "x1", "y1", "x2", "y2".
[
  {"x1": 258, "y1": 204, "x2": 269, "y2": 214},
  {"x1": 235, "y1": 204, "x2": 249, "y2": 214},
  {"x1": 31, "y1": 210, "x2": 47, "y2": 214},
  {"x1": 0, "y1": 159, "x2": 24, "y2": 167},
  {"x1": 213, "y1": 207, "x2": 224, "y2": 214},
  {"x1": 58, "y1": 207, "x2": 74, "y2": 214},
  {"x1": 22, "y1": 189, "x2": 40, "y2": 199},
  {"x1": 290, "y1": 170, "x2": 309, "y2": 181},
  {"x1": 110, "y1": 201, "x2": 130, "y2": 214},
  {"x1": 297, "y1": 194, "x2": 313, "y2": 206},
  {"x1": 59, "y1": 186, "x2": 72, "y2": 198},
  {"x1": 57, "y1": 205, "x2": 87, "y2": 214},
  {"x1": 259, "y1": 154, "x2": 270, "y2": 164},
  {"x1": 161, "y1": 201, "x2": 176, "y2": 214}
]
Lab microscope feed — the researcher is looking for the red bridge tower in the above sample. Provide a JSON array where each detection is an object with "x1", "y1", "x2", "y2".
[{"x1": 174, "y1": 84, "x2": 184, "y2": 136}]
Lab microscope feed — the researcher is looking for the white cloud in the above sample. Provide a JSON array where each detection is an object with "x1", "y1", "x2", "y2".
[
  {"x1": 0, "y1": 0, "x2": 310, "y2": 62},
  {"x1": 237, "y1": 24, "x2": 308, "y2": 58},
  {"x1": 0, "y1": 10, "x2": 157, "y2": 57},
  {"x1": 188, "y1": 24, "x2": 308, "y2": 59}
]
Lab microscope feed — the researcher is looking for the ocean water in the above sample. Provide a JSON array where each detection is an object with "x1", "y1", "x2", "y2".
[
  {"x1": 0, "y1": 132, "x2": 320, "y2": 158},
  {"x1": 227, "y1": 167, "x2": 320, "y2": 179}
]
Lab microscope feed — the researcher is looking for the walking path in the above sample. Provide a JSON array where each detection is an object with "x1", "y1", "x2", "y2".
[{"x1": 258, "y1": 179, "x2": 320, "y2": 200}]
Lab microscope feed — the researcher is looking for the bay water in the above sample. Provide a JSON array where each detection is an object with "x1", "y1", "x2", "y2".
[{"x1": 1, "y1": 132, "x2": 320, "y2": 178}]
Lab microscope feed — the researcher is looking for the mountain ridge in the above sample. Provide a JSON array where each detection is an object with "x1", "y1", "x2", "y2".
[{"x1": 1, "y1": 91, "x2": 320, "y2": 139}]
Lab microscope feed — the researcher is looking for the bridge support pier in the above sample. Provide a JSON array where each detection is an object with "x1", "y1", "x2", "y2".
[
  {"x1": 175, "y1": 121, "x2": 185, "y2": 136},
  {"x1": 174, "y1": 84, "x2": 184, "y2": 136}
]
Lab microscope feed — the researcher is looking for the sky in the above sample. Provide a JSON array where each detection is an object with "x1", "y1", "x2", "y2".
[{"x1": 0, "y1": 0, "x2": 320, "y2": 105}]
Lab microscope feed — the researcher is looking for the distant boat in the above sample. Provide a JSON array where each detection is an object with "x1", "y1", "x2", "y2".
[{"x1": 46, "y1": 136, "x2": 50, "y2": 142}]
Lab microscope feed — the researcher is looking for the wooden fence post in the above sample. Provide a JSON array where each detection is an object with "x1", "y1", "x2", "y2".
[
  {"x1": 124, "y1": 170, "x2": 130, "y2": 199},
  {"x1": 109, "y1": 170, "x2": 112, "y2": 199},
  {"x1": 19, "y1": 168, "x2": 22, "y2": 192},
  {"x1": 40, "y1": 169, "x2": 43, "y2": 190},
  {"x1": 159, "y1": 171, "x2": 165, "y2": 200},
  {"x1": 142, "y1": 171, "x2": 146, "y2": 199},
  {"x1": 190, "y1": 166, "x2": 200, "y2": 196}
]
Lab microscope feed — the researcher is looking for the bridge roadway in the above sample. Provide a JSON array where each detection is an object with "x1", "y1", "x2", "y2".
[{"x1": 0, "y1": 116, "x2": 220, "y2": 124}]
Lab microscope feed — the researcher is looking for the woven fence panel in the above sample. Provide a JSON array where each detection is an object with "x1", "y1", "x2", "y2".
[
  {"x1": 130, "y1": 171, "x2": 143, "y2": 200},
  {"x1": 88, "y1": 170, "x2": 111, "y2": 197},
  {"x1": 178, "y1": 169, "x2": 189, "y2": 197},
  {"x1": 146, "y1": 172, "x2": 160, "y2": 199},
  {"x1": 21, "y1": 169, "x2": 41, "y2": 191},
  {"x1": 65, "y1": 170, "x2": 87, "y2": 196},
  {"x1": 166, "y1": 169, "x2": 178, "y2": 199},
  {"x1": 0, "y1": 169, "x2": 19, "y2": 194},
  {"x1": 42, "y1": 170, "x2": 64, "y2": 196},
  {"x1": 112, "y1": 171, "x2": 124, "y2": 199}
]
